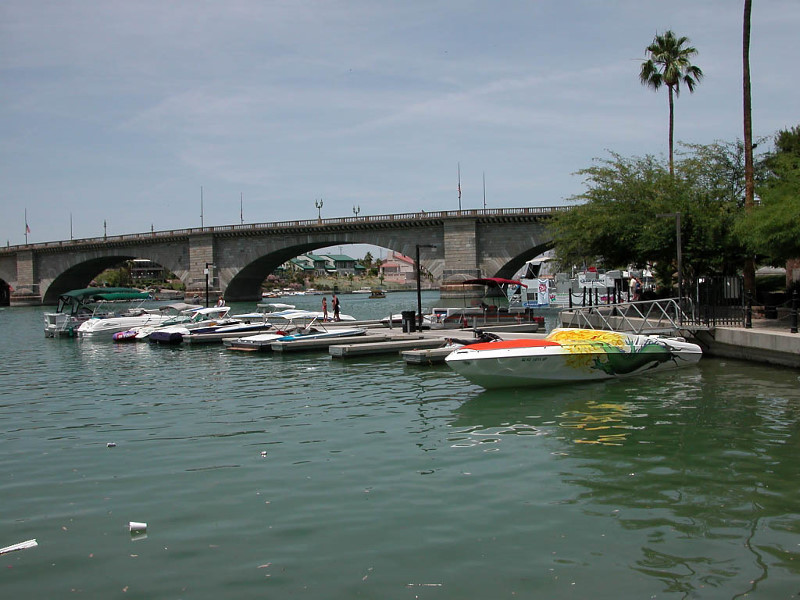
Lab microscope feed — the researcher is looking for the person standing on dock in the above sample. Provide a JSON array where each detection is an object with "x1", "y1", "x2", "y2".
[
  {"x1": 332, "y1": 294, "x2": 340, "y2": 321},
  {"x1": 322, "y1": 297, "x2": 328, "y2": 321}
]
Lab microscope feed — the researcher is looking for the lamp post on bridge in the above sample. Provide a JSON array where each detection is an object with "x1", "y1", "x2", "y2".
[
  {"x1": 315, "y1": 199, "x2": 323, "y2": 221},
  {"x1": 416, "y1": 244, "x2": 436, "y2": 329},
  {"x1": 353, "y1": 205, "x2": 360, "y2": 217}
]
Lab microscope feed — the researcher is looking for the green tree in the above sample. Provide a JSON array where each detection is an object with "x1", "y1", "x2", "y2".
[
  {"x1": 360, "y1": 252, "x2": 374, "y2": 270},
  {"x1": 551, "y1": 144, "x2": 748, "y2": 292},
  {"x1": 735, "y1": 126, "x2": 800, "y2": 265},
  {"x1": 640, "y1": 30, "x2": 704, "y2": 176}
]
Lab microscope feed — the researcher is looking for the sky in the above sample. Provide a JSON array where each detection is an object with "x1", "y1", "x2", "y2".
[{"x1": 2, "y1": 0, "x2": 799, "y2": 253}]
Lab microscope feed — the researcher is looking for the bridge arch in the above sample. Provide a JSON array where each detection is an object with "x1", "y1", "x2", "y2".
[
  {"x1": 493, "y1": 242, "x2": 554, "y2": 280},
  {"x1": 39, "y1": 244, "x2": 189, "y2": 304},
  {"x1": 217, "y1": 230, "x2": 446, "y2": 301}
]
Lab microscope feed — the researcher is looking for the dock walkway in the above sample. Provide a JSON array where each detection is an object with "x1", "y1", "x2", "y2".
[{"x1": 695, "y1": 319, "x2": 800, "y2": 369}]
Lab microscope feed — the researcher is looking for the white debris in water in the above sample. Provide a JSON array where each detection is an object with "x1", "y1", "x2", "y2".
[{"x1": 0, "y1": 539, "x2": 38, "y2": 555}]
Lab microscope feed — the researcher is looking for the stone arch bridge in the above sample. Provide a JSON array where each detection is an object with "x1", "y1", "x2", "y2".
[{"x1": 0, "y1": 207, "x2": 563, "y2": 305}]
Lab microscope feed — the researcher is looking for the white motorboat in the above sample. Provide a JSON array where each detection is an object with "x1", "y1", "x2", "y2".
[
  {"x1": 110, "y1": 302, "x2": 204, "y2": 341},
  {"x1": 182, "y1": 321, "x2": 276, "y2": 344},
  {"x1": 272, "y1": 321, "x2": 367, "y2": 342},
  {"x1": 148, "y1": 306, "x2": 236, "y2": 344},
  {"x1": 44, "y1": 287, "x2": 154, "y2": 338},
  {"x1": 225, "y1": 319, "x2": 365, "y2": 351},
  {"x1": 268, "y1": 308, "x2": 356, "y2": 323},
  {"x1": 223, "y1": 331, "x2": 293, "y2": 352},
  {"x1": 76, "y1": 299, "x2": 196, "y2": 339},
  {"x1": 179, "y1": 303, "x2": 298, "y2": 344},
  {"x1": 445, "y1": 328, "x2": 702, "y2": 389}
]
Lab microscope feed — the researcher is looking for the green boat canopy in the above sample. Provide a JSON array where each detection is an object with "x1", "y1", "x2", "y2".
[{"x1": 59, "y1": 287, "x2": 152, "y2": 302}]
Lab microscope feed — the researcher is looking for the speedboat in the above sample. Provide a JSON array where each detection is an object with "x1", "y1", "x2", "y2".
[
  {"x1": 182, "y1": 320, "x2": 276, "y2": 344},
  {"x1": 272, "y1": 320, "x2": 366, "y2": 342},
  {"x1": 108, "y1": 302, "x2": 204, "y2": 341},
  {"x1": 445, "y1": 328, "x2": 702, "y2": 389},
  {"x1": 77, "y1": 302, "x2": 199, "y2": 341},
  {"x1": 223, "y1": 331, "x2": 294, "y2": 352},
  {"x1": 74, "y1": 296, "x2": 193, "y2": 339},
  {"x1": 268, "y1": 308, "x2": 356, "y2": 323},
  {"x1": 77, "y1": 307, "x2": 180, "y2": 339},
  {"x1": 148, "y1": 306, "x2": 235, "y2": 344},
  {"x1": 44, "y1": 287, "x2": 153, "y2": 338},
  {"x1": 179, "y1": 303, "x2": 295, "y2": 344}
]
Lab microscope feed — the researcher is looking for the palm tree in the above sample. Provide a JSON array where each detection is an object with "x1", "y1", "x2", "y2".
[
  {"x1": 742, "y1": 0, "x2": 756, "y2": 296},
  {"x1": 640, "y1": 30, "x2": 704, "y2": 175}
]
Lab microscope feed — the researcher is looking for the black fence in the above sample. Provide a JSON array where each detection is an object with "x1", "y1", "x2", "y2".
[{"x1": 693, "y1": 276, "x2": 746, "y2": 327}]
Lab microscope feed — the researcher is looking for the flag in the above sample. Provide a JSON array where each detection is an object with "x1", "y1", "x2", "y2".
[
  {"x1": 457, "y1": 183, "x2": 461, "y2": 199},
  {"x1": 25, "y1": 223, "x2": 30, "y2": 234}
]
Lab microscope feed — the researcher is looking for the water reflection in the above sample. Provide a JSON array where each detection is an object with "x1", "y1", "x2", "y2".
[
  {"x1": 448, "y1": 361, "x2": 800, "y2": 596},
  {"x1": 450, "y1": 379, "x2": 649, "y2": 447}
]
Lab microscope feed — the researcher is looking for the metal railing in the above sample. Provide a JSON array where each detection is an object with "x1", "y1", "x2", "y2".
[{"x1": 559, "y1": 298, "x2": 701, "y2": 335}]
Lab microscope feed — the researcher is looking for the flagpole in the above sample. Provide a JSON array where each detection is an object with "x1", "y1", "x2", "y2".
[
  {"x1": 240, "y1": 192, "x2": 243, "y2": 225},
  {"x1": 24, "y1": 209, "x2": 29, "y2": 244},
  {"x1": 200, "y1": 186, "x2": 204, "y2": 228},
  {"x1": 457, "y1": 162, "x2": 462, "y2": 211},
  {"x1": 483, "y1": 171, "x2": 486, "y2": 209}
]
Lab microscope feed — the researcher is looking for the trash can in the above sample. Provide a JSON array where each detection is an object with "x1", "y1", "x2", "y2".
[{"x1": 401, "y1": 310, "x2": 417, "y2": 333}]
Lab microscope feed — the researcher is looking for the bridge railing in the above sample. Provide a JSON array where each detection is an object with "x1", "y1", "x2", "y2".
[{"x1": 1, "y1": 206, "x2": 568, "y2": 252}]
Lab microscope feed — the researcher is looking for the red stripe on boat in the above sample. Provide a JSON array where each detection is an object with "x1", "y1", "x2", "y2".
[{"x1": 464, "y1": 339, "x2": 560, "y2": 351}]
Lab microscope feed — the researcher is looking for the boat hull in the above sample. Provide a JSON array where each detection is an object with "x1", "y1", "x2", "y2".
[
  {"x1": 445, "y1": 329, "x2": 702, "y2": 389},
  {"x1": 76, "y1": 314, "x2": 173, "y2": 339},
  {"x1": 149, "y1": 330, "x2": 187, "y2": 344},
  {"x1": 182, "y1": 323, "x2": 274, "y2": 344},
  {"x1": 224, "y1": 333, "x2": 286, "y2": 352}
]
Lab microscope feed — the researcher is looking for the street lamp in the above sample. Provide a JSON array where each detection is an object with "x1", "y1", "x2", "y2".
[
  {"x1": 315, "y1": 198, "x2": 324, "y2": 221},
  {"x1": 353, "y1": 205, "x2": 360, "y2": 217},
  {"x1": 204, "y1": 262, "x2": 215, "y2": 308},
  {"x1": 656, "y1": 212, "x2": 683, "y2": 302},
  {"x1": 416, "y1": 244, "x2": 436, "y2": 329}
]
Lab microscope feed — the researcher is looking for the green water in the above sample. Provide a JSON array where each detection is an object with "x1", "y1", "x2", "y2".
[{"x1": 1, "y1": 293, "x2": 799, "y2": 599}]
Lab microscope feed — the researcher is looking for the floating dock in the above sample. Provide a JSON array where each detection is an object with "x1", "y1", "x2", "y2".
[
  {"x1": 401, "y1": 346, "x2": 457, "y2": 365},
  {"x1": 329, "y1": 337, "x2": 446, "y2": 358}
]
